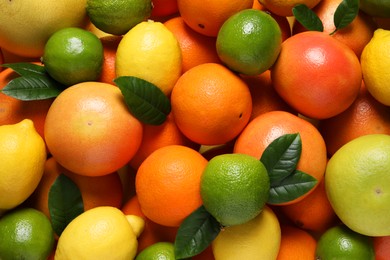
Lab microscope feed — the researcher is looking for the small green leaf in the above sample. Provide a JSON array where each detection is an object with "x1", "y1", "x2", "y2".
[
  {"x1": 115, "y1": 76, "x2": 171, "y2": 125},
  {"x1": 1, "y1": 74, "x2": 63, "y2": 100},
  {"x1": 48, "y1": 174, "x2": 84, "y2": 236},
  {"x1": 292, "y1": 4, "x2": 324, "y2": 32},
  {"x1": 332, "y1": 0, "x2": 359, "y2": 34},
  {"x1": 174, "y1": 205, "x2": 221, "y2": 259},
  {"x1": 268, "y1": 170, "x2": 318, "y2": 204},
  {"x1": 1, "y1": 62, "x2": 46, "y2": 76},
  {"x1": 260, "y1": 133, "x2": 302, "y2": 184}
]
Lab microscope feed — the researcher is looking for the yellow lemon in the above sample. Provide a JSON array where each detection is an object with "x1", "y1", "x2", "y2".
[
  {"x1": 361, "y1": 29, "x2": 390, "y2": 106},
  {"x1": 0, "y1": 119, "x2": 46, "y2": 214},
  {"x1": 116, "y1": 20, "x2": 182, "y2": 95}
]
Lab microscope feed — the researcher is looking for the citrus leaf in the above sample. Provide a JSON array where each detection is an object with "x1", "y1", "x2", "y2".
[
  {"x1": 332, "y1": 0, "x2": 359, "y2": 34},
  {"x1": 260, "y1": 133, "x2": 302, "y2": 184},
  {"x1": 174, "y1": 205, "x2": 221, "y2": 259},
  {"x1": 48, "y1": 174, "x2": 84, "y2": 236},
  {"x1": 115, "y1": 76, "x2": 171, "y2": 125},
  {"x1": 1, "y1": 74, "x2": 63, "y2": 100},
  {"x1": 292, "y1": 4, "x2": 324, "y2": 32},
  {"x1": 1, "y1": 62, "x2": 46, "y2": 76},
  {"x1": 268, "y1": 170, "x2": 318, "y2": 204}
]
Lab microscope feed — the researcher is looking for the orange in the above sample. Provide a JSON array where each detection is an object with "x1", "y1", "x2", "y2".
[
  {"x1": 135, "y1": 145, "x2": 208, "y2": 227},
  {"x1": 0, "y1": 66, "x2": 54, "y2": 139},
  {"x1": 150, "y1": 0, "x2": 179, "y2": 18},
  {"x1": 177, "y1": 0, "x2": 253, "y2": 37},
  {"x1": 192, "y1": 246, "x2": 215, "y2": 260},
  {"x1": 374, "y1": 236, "x2": 390, "y2": 260},
  {"x1": 171, "y1": 63, "x2": 252, "y2": 146},
  {"x1": 259, "y1": 0, "x2": 322, "y2": 17},
  {"x1": 292, "y1": 0, "x2": 377, "y2": 58},
  {"x1": 319, "y1": 81, "x2": 390, "y2": 156},
  {"x1": 97, "y1": 35, "x2": 122, "y2": 84},
  {"x1": 233, "y1": 110, "x2": 328, "y2": 205},
  {"x1": 44, "y1": 81, "x2": 143, "y2": 177},
  {"x1": 164, "y1": 16, "x2": 221, "y2": 73},
  {"x1": 271, "y1": 31, "x2": 362, "y2": 119},
  {"x1": 0, "y1": 48, "x2": 3, "y2": 71},
  {"x1": 129, "y1": 112, "x2": 199, "y2": 170},
  {"x1": 276, "y1": 225, "x2": 317, "y2": 260}
]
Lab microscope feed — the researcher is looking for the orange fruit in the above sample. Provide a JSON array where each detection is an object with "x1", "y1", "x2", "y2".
[
  {"x1": 0, "y1": 48, "x2": 3, "y2": 71},
  {"x1": 374, "y1": 236, "x2": 390, "y2": 260},
  {"x1": 177, "y1": 0, "x2": 253, "y2": 37},
  {"x1": 171, "y1": 63, "x2": 252, "y2": 146},
  {"x1": 319, "y1": 81, "x2": 390, "y2": 156},
  {"x1": 233, "y1": 110, "x2": 328, "y2": 205},
  {"x1": 129, "y1": 112, "x2": 199, "y2": 170},
  {"x1": 271, "y1": 31, "x2": 362, "y2": 119},
  {"x1": 276, "y1": 225, "x2": 317, "y2": 260},
  {"x1": 97, "y1": 35, "x2": 122, "y2": 84},
  {"x1": 292, "y1": 0, "x2": 377, "y2": 58},
  {"x1": 259, "y1": 0, "x2": 322, "y2": 17},
  {"x1": 164, "y1": 16, "x2": 221, "y2": 73},
  {"x1": 150, "y1": 0, "x2": 179, "y2": 18},
  {"x1": 44, "y1": 81, "x2": 143, "y2": 177},
  {"x1": 135, "y1": 145, "x2": 208, "y2": 227}
]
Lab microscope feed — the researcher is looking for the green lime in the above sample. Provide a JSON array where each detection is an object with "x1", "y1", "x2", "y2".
[
  {"x1": 135, "y1": 242, "x2": 175, "y2": 260},
  {"x1": 0, "y1": 207, "x2": 55, "y2": 260},
  {"x1": 316, "y1": 225, "x2": 375, "y2": 260},
  {"x1": 42, "y1": 27, "x2": 104, "y2": 86},
  {"x1": 200, "y1": 153, "x2": 270, "y2": 227},
  {"x1": 216, "y1": 9, "x2": 282, "y2": 76},
  {"x1": 86, "y1": 0, "x2": 152, "y2": 35},
  {"x1": 360, "y1": 0, "x2": 390, "y2": 18}
]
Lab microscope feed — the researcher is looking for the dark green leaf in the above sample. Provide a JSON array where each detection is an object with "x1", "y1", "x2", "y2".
[
  {"x1": 332, "y1": 0, "x2": 359, "y2": 34},
  {"x1": 292, "y1": 4, "x2": 324, "y2": 32},
  {"x1": 48, "y1": 174, "x2": 84, "y2": 236},
  {"x1": 260, "y1": 133, "x2": 302, "y2": 184},
  {"x1": 114, "y1": 76, "x2": 171, "y2": 125},
  {"x1": 268, "y1": 170, "x2": 318, "y2": 204},
  {"x1": 174, "y1": 205, "x2": 221, "y2": 259},
  {"x1": 1, "y1": 62, "x2": 46, "y2": 76},
  {"x1": 1, "y1": 75, "x2": 63, "y2": 100}
]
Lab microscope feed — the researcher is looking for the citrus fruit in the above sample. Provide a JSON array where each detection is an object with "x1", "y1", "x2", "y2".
[
  {"x1": 86, "y1": 0, "x2": 152, "y2": 35},
  {"x1": 55, "y1": 206, "x2": 141, "y2": 259},
  {"x1": 116, "y1": 20, "x2": 182, "y2": 95},
  {"x1": 271, "y1": 31, "x2": 362, "y2": 119},
  {"x1": 360, "y1": 0, "x2": 390, "y2": 18},
  {"x1": 42, "y1": 27, "x2": 104, "y2": 86},
  {"x1": 0, "y1": 0, "x2": 88, "y2": 57},
  {"x1": 135, "y1": 242, "x2": 176, "y2": 259},
  {"x1": 212, "y1": 206, "x2": 281, "y2": 260},
  {"x1": 150, "y1": 0, "x2": 179, "y2": 18},
  {"x1": 0, "y1": 208, "x2": 55, "y2": 260},
  {"x1": 97, "y1": 35, "x2": 122, "y2": 84},
  {"x1": 170, "y1": 63, "x2": 252, "y2": 146},
  {"x1": 0, "y1": 48, "x2": 3, "y2": 69},
  {"x1": 259, "y1": 0, "x2": 322, "y2": 17},
  {"x1": 316, "y1": 225, "x2": 375, "y2": 260},
  {"x1": 44, "y1": 81, "x2": 143, "y2": 177},
  {"x1": 135, "y1": 145, "x2": 208, "y2": 227},
  {"x1": 201, "y1": 153, "x2": 270, "y2": 227},
  {"x1": 325, "y1": 134, "x2": 390, "y2": 236},
  {"x1": 361, "y1": 29, "x2": 390, "y2": 106},
  {"x1": 177, "y1": 0, "x2": 253, "y2": 37},
  {"x1": 374, "y1": 236, "x2": 390, "y2": 260},
  {"x1": 216, "y1": 9, "x2": 282, "y2": 75},
  {"x1": 0, "y1": 119, "x2": 46, "y2": 212}
]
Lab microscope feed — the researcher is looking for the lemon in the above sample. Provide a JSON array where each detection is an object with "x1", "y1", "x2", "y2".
[
  {"x1": 55, "y1": 206, "x2": 143, "y2": 259},
  {"x1": 0, "y1": 208, "x2": 55, "y2": 260},
  {"x1": 325, "y1": 134, "x2": 390, "y2": 236},
  {"x1": 0, "y1": 119, "x2": 47, "y2": 213},
  {"x1": 361, "y1": 29, "x2": 390, "y2": 106},
  {"x1": 116, "y1": 20, "x2": 182, "y2": 95},
  {"x1": 212, "y1": 206, "x2": 281, "y2": 260},
  {"x1": 135, "y1": 242, "x2": 175, "y2": 260},
  {"x1": 0, "y1": 0, "x2": 88, "y2": 58}
]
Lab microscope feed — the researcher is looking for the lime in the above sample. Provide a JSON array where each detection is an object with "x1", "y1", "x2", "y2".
[
  {"x1": 135, "y1": 242, "x2": 175, "y2": 260},
  {"x1": 42, "y1": 27, "x2": 104, "y2": 86},
  {"x1": 360, "y1": 0, "x2": 390, "y2": 18},
  {"x1": 86, "y1": 0, "x2": 152, "y2": 35},
  {"x1": 0, "y1": 207, "x2": 55, "y2": 260},
  {"x1": 200, "y1": 153, "x2": 270, "y2": 227},
  {"x1": 325, "y1": 134, "x2": 390, "y2": 236},
  {"x1": 316, "y1": 225, "x2": 375, "y2": 260},
  {"x1": 216, "y1": 9, "x2": 282, "y2": 76}
]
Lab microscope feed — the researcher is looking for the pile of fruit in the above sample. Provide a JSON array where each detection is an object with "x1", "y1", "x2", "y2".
[{"x1": 0, "y1": 0, "x2": 389, "y2": 259}]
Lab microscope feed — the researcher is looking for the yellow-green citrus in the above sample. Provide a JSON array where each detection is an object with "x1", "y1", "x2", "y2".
[
  {"x1": 135, "y1": 242, "x2": 176, "y2": 260},
  {"x1": 360, "y1": 0, "x2": 390, "y2": 18}
]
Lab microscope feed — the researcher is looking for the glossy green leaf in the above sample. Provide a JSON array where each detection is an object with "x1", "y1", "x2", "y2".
[
  {"x1": 1, "y1": 62, "x2": 46, "y2": 76},
  {"x1": 115, "y1": 76, "x2": 171, "y2": 125},
  {"x1": 174, "y1": 206, "x2": 221, "y2": 259},
  {"x1": 48, "y1": 174, "x2": 84, "y2": 236},
  {"x1": 292, "y1": 4, "x2": 324, "y2": 32},
  {"x1": 332, "y1": 0, "x2": 359, "y2": 34}
]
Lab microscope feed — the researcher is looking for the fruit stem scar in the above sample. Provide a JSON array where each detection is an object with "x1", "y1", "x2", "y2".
[
  {"x1": 198, "y1": 24, "x2": 205, "y2": 29},
  {"x1": 375, "y1": 188, "x2": 382, "y2": 195}
]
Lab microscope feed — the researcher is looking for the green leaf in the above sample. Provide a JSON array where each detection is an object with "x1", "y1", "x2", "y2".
[
  {"x1": 260, "y1": 133, "x2": 302, "y2": 184},
  {"x1": 1, "y1": 74, "x2": 63, "y2": 100},
  {"x1": 268, "y1": 170, "x2": 318, "y2": 204},
  {"x1": 174, "y1": 206, "x2": 221, "y2": 259},
  {"x1": 332, "y1": 0, "x2": 359, "y2": 34},
  {"x1": 292, "y1": 4, "x2": 324, "y2": 32},
  {"x1": 48, "y1": 174, "x2": 84, "y2": 236},
  {"x1": 1, "y1": 62, "x2": 47, "y2": 76},
  {"x1": 114, "y1": 76, "x2": 171, "y2": 125}
]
